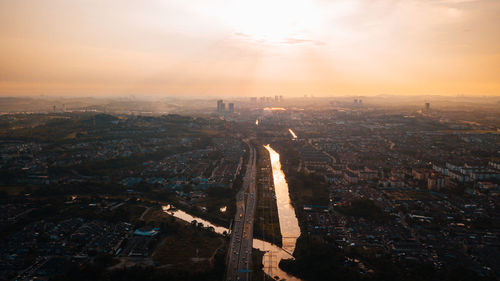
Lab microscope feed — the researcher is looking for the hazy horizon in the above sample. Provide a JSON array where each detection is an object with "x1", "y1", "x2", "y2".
[{"x1": 2, "y1": 93, "x2": 500, "y2": 99}]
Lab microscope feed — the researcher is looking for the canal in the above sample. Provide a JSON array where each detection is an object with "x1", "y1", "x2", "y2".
[
  {"x1": 163, "y1": 144, "x2": 302, "y2": 281},
  {"x1": 263, "y1": 145, "x2": 300, "y2": 254}
]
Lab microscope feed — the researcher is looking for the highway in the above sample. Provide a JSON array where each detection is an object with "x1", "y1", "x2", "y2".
[{"x1": 226, "y1": 141, "x2": 257, "y2": 281}]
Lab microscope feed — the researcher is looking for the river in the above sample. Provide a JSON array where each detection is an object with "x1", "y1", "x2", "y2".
[
  {"x1": 163, "y1": 145, "x2": 302, "y2": 281},
  {"x1": 263, "y1": 145, "x2": 300, "y2": 254}
]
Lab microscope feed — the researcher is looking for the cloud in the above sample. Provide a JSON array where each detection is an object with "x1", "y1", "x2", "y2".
[
  {"x1": 233, "y1": 32, "x2": 250, "y2": 38},
  {"x1": 438, "y1": 0, "x2": 479, "y2": 3},
  {"x1": 282, "y1": 38, "x2": 326, "y2": 46}
]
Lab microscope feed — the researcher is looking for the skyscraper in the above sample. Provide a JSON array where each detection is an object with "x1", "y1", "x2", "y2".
[
  {"x1": 425, "y1": 102, "x2": 430, "y2": 112},
  {"x1": 217, "y1": 100, "x2": 224, "y2": 112},
  {"x1": 228, "y1": 103, "x2": 234, "y2": 113}
]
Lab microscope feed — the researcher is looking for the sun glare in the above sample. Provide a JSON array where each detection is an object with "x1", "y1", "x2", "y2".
[{"x1": 220, "y1": 0, "x2": 323, "y2": 43}]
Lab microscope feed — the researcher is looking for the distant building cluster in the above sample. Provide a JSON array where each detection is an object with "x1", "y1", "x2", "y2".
[
  {"x1": 216, "y1": 100, "x2": 235, "y2": 114},
  {"x1": 249, "y1": 96, "x2": 284, "y2": 103}
]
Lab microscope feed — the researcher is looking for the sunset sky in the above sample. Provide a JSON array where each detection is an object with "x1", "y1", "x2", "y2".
[{"x1": 1, "y1": 0, "x2": 499, "y2": 97}]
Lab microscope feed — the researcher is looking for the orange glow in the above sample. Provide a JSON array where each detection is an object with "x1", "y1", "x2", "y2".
[{"x1": 0, "y1": 0, "x2": 499, "y2": 96}]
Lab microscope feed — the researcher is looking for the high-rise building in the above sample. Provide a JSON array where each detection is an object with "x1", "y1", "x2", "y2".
[
  {"x1": 217, "y1": 100, "x2": 224, "y2": 112},
  {"x1": 275, "y1": 95, "x2": 279, "y2": 102},
  {"x1": 53, "y1": 105, "x2": 57, "y2": 113},
  {"x1": 220, "y1": 102, "x2": 226, "y2": 112},
  {"x1": 425, "y1": 102, "x2": 430, "y2": 111},
  {"x1": 228, "y1": 103, "x2": 234, "y2": 113},
  {"x1": 250, "y1": 97, "x2": 257, "y2": 103}
]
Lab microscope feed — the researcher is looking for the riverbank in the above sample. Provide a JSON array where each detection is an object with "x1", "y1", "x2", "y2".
[
  {"x1": 251, "y1": 249, "x2": 275, "y2": 281},
  {"x1": 166, "y1": 198, "x2": 234, "y2": 229},
  {"x1": 161, "y1": 203, "x2": 289, "y2": 281},
  {"x1": 155, "y1": 140, "x2": 251, "y2": 229},
  {"x1": 268, "y1": 142, "x2": 329, "y2": 241},
  {"x1": 253, "y1": 144, "x2": 282, "y2": 247},
  {"x1": 264, "y1": 145, "x2": 301, "y2": 255},
  {"x1": 163, "y1": 149, "x2": 304, "y2": 281},
  {"x1": 269, "y1": 141, "x2": 494, "y2": 281},
  {"x1": 269, "y1": 141, "x2": 343, "y2": 280}
]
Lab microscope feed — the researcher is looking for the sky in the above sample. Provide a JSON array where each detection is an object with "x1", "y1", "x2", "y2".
[{"x1": 1, "y1": 0, "x2": 499, "y2": 97}]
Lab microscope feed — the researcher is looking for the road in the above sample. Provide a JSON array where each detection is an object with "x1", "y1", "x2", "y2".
[{"x1": 226, "y1": 141, "x2": 257, "y2": 281}]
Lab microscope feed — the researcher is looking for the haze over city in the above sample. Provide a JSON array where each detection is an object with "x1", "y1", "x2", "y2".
[
  {"x1": 1, "y1": 2, "x2": 500, "y2": 281},
  {"x1": 1, "y1": 0, "x2": 500, "y2": 96}
]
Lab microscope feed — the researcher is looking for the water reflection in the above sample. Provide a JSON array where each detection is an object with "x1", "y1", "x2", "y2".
[
  {"x1": 163, "y1": 205, "x2": 301, "y2": 281},
  {"x1": 264, "y1": 107, "x2": 286, "y2": 111},
  {"x1": 162, "y1": 205, "x2": 228, "y2": 234},
  {"x1": 162, "y1": 144, "x2": 303, "y2": 281},
  {"x1": 162, "y1": 205, "x2": 300, "y2": 281},
  {"x1": 264, "y1": 145, "x2": 301, "y2": 254},
  {"x1": 253, "y1": 239, "x2": 301, "y2": 281}
]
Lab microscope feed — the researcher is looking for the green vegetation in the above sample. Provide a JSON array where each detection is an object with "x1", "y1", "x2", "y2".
[
  {"x1": 280, "y1": 236, "x2": 497, "y2": 281},
  {"x1": 0, "y1": 113, "x2": 212, "y2": 142},
  {"x1": 336, "y1": 198, "x2": 390, "y2": 222},
  {"x1": 251, "y1": 249, "x2": 274, "y2": 281},
  {"x1": 279, "y1": 237, "x2": 359, "y2": 281},
  {"x1": 151, "y1": 210, "x2": 224, "y2": 269},
  {"x1": 51, "y1": 254, "x2": 226, "y2": 281},
  {"x1": 49, "y1": 207, "x2": 228, "y2": 281}
]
